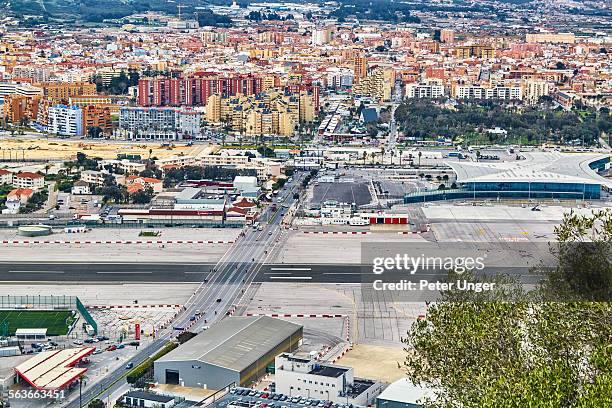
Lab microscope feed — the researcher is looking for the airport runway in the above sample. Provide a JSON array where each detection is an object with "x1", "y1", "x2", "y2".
[{"x1": 0, "y1": 262, "x2": 545, "y2": 284}]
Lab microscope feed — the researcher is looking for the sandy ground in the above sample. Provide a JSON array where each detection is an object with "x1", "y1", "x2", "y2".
[
  {"x1": 335, "y1": 344, "x2": 407, "y2": 383},
  {"x1": 0, "y1": 138, "x2": 209, "y2": 161}
]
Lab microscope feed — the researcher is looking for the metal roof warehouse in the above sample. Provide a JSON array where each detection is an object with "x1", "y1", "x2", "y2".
[{"x1": 154, "y1": 316, "x2": 303, "y2": 389}]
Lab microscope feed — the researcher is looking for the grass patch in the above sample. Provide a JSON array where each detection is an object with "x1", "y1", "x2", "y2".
[{"x1": 0, "y1": 310, "x2": 75, "y2": 336}]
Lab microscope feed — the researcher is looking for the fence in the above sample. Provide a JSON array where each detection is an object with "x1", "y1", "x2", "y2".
[{"x1": 0, "y1": 295, "x2": 98, "y2": 335}]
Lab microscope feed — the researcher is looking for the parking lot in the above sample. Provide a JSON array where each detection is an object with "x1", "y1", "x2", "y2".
[{"x1": 211, "y1": 387, "x2": 359, "y2": 408}]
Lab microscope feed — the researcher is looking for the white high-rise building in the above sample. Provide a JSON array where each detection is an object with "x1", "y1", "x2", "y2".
[{"x1": 48, "y1": 105, "x2": 83, "y2": 136}]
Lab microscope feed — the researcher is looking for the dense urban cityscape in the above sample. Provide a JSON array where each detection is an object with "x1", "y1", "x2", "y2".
[{"x1": 0, "y1": 1, "x2": 610, "y2": 408}]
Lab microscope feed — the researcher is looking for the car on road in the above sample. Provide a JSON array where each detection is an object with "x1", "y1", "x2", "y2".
[
  {"x1": 125, "y1": 362, "x2": 133, "y2": 369},
  {"x1": 106, "y1": 345, "x2": 117, "y2": 351},
  {"x1": 117, "y1": 344, "x2": 125, "y2": 349},
  {"x1": 93, "y1": 349, "x2": 103, "y2": 355},
  {"x1": 73, "y1": 340, "x2": 83, "y2": 345}
]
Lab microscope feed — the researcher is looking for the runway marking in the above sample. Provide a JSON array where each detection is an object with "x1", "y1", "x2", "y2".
[
  {"x1": 96, "y1": 271, "x2": 153, "y2": 274},
  {"x1": 8, "y1": 270, "x2": 65, "y2": 274},
  {"x1": 270, "y1": 267, "x2": 312, "y2": 271},
  {"x1": 269, "y1": 276, "x2": 312, "y2": 280}
]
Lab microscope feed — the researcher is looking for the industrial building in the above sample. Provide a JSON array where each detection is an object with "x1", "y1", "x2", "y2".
[
  {"x1": 274, "y1": 353, "x2": 383, "y2": 406},
  {"x1": 154, "y1": 316, "x2": 302, "y2": 389},
  {"x1": 375, "y1": 379, "x2": 437, "y2": 408},
  {"x1": 405, "y1": 152, "x2": 611, "y2": 203}
]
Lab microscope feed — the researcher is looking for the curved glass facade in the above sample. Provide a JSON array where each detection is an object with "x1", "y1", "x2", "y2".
[{"x1": 404, "y1": 182, "x2": 601, "y2": 204}]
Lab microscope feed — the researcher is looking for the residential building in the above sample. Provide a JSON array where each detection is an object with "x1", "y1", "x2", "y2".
[
  {"x1": 526, "y1": 32, "x2": 575, "y2": 44},
  {"x1": 137, "y1": 74, "x2": 263, "y2": 107},
  {"x1": 118, "y1": 107, "x2": 202, "y2": 140},
  {"x1": 126, "y1": 176, "x2": 163, "y2": 194},
  {"x1": 13, "y1": 172, "x2": 44, "y2": 190},
  {"x1": 353, "y1": 53, "x2": 368, "y2": 82},
  {"x1": 38, "y1": 82, "x2": 96, "y2": 99},
  {"x1": 71, "y1": 180, "x2": 91, "y2": 195},
  {"x1": 2, "y1": 188, "x2": 34, "y2": 214},
  {"x1": 0, "y1": 169, "x2": 13, "y2": 185},
  {"x1": 405, "y1": 83, "x2": 445, "y2": 99},
  {"x1": 454, "y1": 45, "x2": 496, "y2": 59},
  {"x1": 353, "y1": 68, "x2": 393, "y2": 101},
  {"x1": 82, "y1": 105, "x2": 112, "y2": 133},
  {"x1": 453, "y1": 85, "x2": 522, "y2": 100},
  {"x1": 48, "y1": 105, "x2": 84, "y2": 136}
]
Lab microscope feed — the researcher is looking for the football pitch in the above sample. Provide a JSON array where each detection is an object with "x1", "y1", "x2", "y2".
[{"x1": 0, "y1": 310, "x2": 76, "y2": 336}]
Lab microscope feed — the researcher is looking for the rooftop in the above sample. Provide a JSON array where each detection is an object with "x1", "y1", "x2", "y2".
[
  {"x1": 14, "y1": 347, "x2": 95, "y2": 390},
  {"x1": 309, "y1": 365, "x2": 348, "y2": 378},
  {"x1": 157, "y1": 316, "x2": 302, "y2": 372},
  {"x1": 446, "y1": 152, "x2": 612, "y2": 187}
]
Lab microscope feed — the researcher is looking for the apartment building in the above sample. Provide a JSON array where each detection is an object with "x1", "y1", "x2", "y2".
[
  {"x1": 453, "y1": 85, "x2": 522, "y2": 100},
  {"x1": 82, "y1": 105, "x2": 112, "y2": 133},
  {"x1": 0, "y1": 169, "x2": 13, "y2": 185},
  {"x1": 12, "y1": 66, "x2": 51, "y2": 83},
  {"x1": 205, "y1": 90, "x2": 316, "y2": 136},
  {"x1": 137, "y1": 74, "x2": 263, "y2": 107},
  {"x1": 522, "y1": 80, "x2": 551, "y2": 104},
  {"x1": 38, "y1": 82, "x2": 96, "y2": 99},
  {"x1": 0, "y1": 82, "x2": 43, "y2": 102},
  {"x1": 2, "y1": 94, "x2": 41, "y2": 124},
  {"x1": 48, "y1": 105, "x2": 84, "y2": 136},
  {"x1": 118, "y1": 107, "x2": 202, "y2": 140},
  {"x1": 13, "y1": 172, "x2": 44, "y2": 190},
  {"x1": 201, "y1": 31, "x2": 228, "y2": 44},
  {"x1": 405, "y1": 83, "x2": 446, "y2": 99},
  {"x1": 526, "y1": 32, "x2": 575, "y2": 44},
  {"x1": 352, "y1": 67, "x2": 393, "y2": 101},
  {"x1": 454, "y1": 45, "x2": 496, "y2": 59}
]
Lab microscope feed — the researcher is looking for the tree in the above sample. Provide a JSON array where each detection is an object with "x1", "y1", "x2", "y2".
[
  {"x1": 88, "y1": 399, "x2": 105, "y2": 408},
  {"x1": 403, "y1": 210, "x2": 612, "y2": 408},
  {"x1": 87, "y1": 126, "x2": 103, "y2": 139}
]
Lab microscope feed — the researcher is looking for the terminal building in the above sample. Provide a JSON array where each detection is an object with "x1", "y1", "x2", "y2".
[
  {"x1": 274, "y1": 353, "x2": 383, "y2": 406},
  {"x1": 405, "y1": 152, "x2": 611, "y2": 203},
  {"x1": 154, "y1": 316, "x2": 302, "y2": 389}
]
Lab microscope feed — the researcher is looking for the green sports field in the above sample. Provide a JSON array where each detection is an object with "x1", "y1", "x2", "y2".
[{"x1": 0, "y1": 310, "x2": 76, "y2": 336}]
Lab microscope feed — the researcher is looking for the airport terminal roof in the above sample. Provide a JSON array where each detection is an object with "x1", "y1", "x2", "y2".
[
  {"x1": 14, "y1": 347, "x2": 95, "y2": 390},
  {"x1": 446, "y1": 152, "x2": 612, "y2": 187},
  {"x1": 157, "y1": 316, "x2": 302, "y2": 372}
]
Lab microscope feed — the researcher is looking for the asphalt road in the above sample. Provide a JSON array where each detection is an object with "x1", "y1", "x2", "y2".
[
  {"x1": 61, "y1": 172, "x2": 307, "y2": 407},
  {"x1": 1, "y1": 264, "x2": 546, "y2": 285}
]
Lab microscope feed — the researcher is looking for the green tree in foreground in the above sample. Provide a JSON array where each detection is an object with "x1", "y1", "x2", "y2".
[{"x1": 404, "y1": 210, "x2": 612, "y2": 407}]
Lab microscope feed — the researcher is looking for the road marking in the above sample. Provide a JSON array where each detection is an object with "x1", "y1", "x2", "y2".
[
  {"x1": 8, "y1": 270, "x2": 65, "y2": 274},
  {"x1": 270, "y1": 267, "x2": 312, "y2": 271},
  {"x1": 269, "y1": 276, "x2": 312, "y2": 280},
  {"x1": 96, "y1": 271, "x2": 153, "y2": 274}
]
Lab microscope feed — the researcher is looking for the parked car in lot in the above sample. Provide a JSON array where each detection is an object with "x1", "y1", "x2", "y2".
[
  {"x1": 117, "y1": 344, "x2": 125, "y2": 349},
  {"x1": 106, "y1": 345, "x2": 117, "y2": 351},
  {"x1": 73, "y1": 340, "x2": 83, "y2": 345}
]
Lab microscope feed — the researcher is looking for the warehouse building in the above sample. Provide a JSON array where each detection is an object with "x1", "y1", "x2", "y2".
[{"x1": 154, "y1": 316, "x2": 303, "y2": 389}]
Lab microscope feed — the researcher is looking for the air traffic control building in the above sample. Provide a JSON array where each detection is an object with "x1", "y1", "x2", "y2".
[{"x1": 154, "y1": 316, "x2": 303, "y2": 389}]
